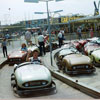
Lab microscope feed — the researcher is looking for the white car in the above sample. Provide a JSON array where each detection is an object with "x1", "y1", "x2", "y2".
[
  {"x1": 11, "y1": 62, "x2": 56, "y2": 96},
  {"x1": 28, "y1": 45, "x2": 39, "y2": 52}
]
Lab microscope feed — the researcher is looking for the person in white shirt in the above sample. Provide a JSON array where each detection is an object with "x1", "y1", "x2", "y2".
[
  {"x1": 58, "y1": 31, "x2": 63, "y2": 47},
  {"x1": 26, "y1": 50, "x2": 41, "y2": 64},
  {"x1": 38, "y1": 33, "x2": 46, "y2": 56},
  {"x1": 25, "y1": 30, "x2": 32, "y2": 45}
]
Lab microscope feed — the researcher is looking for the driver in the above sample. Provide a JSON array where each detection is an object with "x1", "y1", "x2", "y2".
[{"x1": 26, "y1": 50, "x2": 41, "y2": 64}]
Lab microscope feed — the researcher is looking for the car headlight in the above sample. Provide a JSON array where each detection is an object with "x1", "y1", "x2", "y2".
[
  {"x1": 86, "y1": 65, "x2": 88, "y2": 68},
  {"x1": 10, "y1": 59, "x2": 12, "y2": 61},
  {"x1": 25, "y1": 83, "x2": 29, "y2": 87},
  {"x1": 73, "y1": 66, "x2": 76, "y2": 70},
  {"x1": 41, "y1": 82, "x2": 47, "y2": 85},
  {"x1": 19, "y1": 59, "x2": 21, "y2": 61}
]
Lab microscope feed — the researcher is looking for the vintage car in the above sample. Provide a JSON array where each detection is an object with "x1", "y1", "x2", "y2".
[
  {"x1": 72, "y1": 41, "x2": 82, "y2": 51},
  {"x1": 88, "y1": 48, "x2": 100, "y2": 67},
  {"x1": 87, "y1": 37, "x2": 99, "y2": 42},
  {"x1": 28, "y1": 45, "x2": 39, "y2": 51},
  {"x1": 7, "y1": 50, "x2": 27, "y2": 65},
  {"x1": 84, "y1": 41, "x2": 100, "y2": 55},
  {"x1": 11, "y1": 62, "x2": 56, "y2": 96},
  {"x1": 45, "y1": 42, "x2": 58, "y2": 52},
  {"x1": 78, "y1": 40, "x2": 87, "y2": 47},
  {"x1": 44, "y1": 34, "x2": 57, "y2": 43},
  {"x1": 55, "y1": 46, "x2": 95, "y2": 75}
]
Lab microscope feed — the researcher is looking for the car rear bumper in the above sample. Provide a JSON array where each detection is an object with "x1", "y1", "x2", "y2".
[{"x1": 66, "y1": 68, "x2": 96, "y2": 75}]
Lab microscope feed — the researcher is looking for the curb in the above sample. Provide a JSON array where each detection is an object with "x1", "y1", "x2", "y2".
[
  {"x1": 0, "y1": 60, "x2": 8, "y2": 69},
  {"x1": 51, "y1": 70, "x2": 100, "y2": 99}
]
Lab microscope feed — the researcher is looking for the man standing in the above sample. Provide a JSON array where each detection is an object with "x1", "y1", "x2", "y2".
[
  {"x1": 38, "y1": 33, "x2": 45, "y2": 56},
  {"x1": 25, "y1": 29, "x2": 32, "y2": 46},
  {"x1": 1, "y1": 38, "x2": 8, "y2": 57},
  {"x1": 58, "y1": 30, "x2": 63, "y2": 47}
]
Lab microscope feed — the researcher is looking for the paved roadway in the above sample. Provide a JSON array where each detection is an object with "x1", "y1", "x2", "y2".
[{"x1": 0, "y1": 64, "x2": 93, "y2": 99}]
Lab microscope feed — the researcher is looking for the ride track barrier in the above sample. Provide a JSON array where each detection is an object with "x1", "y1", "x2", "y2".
[
  {"x1": 43, "y1": 49, "x2": 100, "y2": 99},
  {"x1": 0, "y1": 59, "x2": 8, "y2": 69}
]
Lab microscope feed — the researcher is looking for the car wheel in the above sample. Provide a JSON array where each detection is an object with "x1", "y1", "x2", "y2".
[
  {"x1": 11, "y1": 73, "x2": 15, "y2": 80},
  {"x1": 11, "y1": 79, "x2": 17, "y2": 93}
]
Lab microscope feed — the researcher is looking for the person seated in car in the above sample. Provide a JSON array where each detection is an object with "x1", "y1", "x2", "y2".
[
  {"x1": 21, "y1": 43, "x2": 27, "y2": 52},
  {"x1": 26, "y1": 50, "x2": 42, "y2": 64}
]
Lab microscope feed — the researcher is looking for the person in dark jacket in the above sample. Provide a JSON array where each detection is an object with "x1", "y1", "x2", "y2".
[{"x1": 1, "y1": 38, "x2": 8, "y2": 57}]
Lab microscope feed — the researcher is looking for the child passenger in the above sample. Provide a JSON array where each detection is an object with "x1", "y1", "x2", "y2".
[
  {"x1": 26, "y1": 50, "x2": 41, "y2": 64},
  {"x1": 21, "y1": 43, "x2": 27, "y2": 52}
]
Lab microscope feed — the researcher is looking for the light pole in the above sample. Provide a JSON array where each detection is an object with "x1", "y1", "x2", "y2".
[
  {"x1": 35, "y1": 9, "x2": 63, "y2": 66},
  {"x1": 24, "y1": 0, "x2": 63, "y2": 66},
  {"x1": 8, "y1": 8, "x2": 11, "y2": 25}
]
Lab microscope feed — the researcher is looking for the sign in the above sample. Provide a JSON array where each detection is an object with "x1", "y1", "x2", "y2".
[
  {"x1": 24, "y1": 0, "x2": 38, "y2": 3},
  {"x1": 61, "y1": 16, "x2": 82, "y2": 23},
  {"x1": 61, "y1": 17, "x2": 68, "y2": 23}
]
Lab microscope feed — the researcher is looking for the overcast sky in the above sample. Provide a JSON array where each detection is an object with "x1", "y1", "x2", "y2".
[{"x1": 0, "y1": 0, "x2": 100, "y2": 25}]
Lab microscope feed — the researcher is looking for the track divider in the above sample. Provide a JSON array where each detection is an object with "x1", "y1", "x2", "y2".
[{"x1": 51, "y1": 69, "x2": 100, "y2": 99}]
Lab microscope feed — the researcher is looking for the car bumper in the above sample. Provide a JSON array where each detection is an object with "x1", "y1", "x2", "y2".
[
  {"x1": 8, "y1": 58, "x2": 24, "y2": 65},
  {"x1": 66, "y1": 68, "x2": 96, "y2": 75},
  {"x1": 12, "y1": 81, "x2": 56, "y2": 96}
]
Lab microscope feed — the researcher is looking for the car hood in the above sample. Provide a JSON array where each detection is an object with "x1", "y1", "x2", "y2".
[
  {"x1": 8, "y1": 50, "x2": 27, "y2": 58},
  {"x1": 63, "y1": 54, "x2": 91, "y2": 65},
  {"x1": 15, "y1": 64, "x2": 51, "y2": 85}
]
